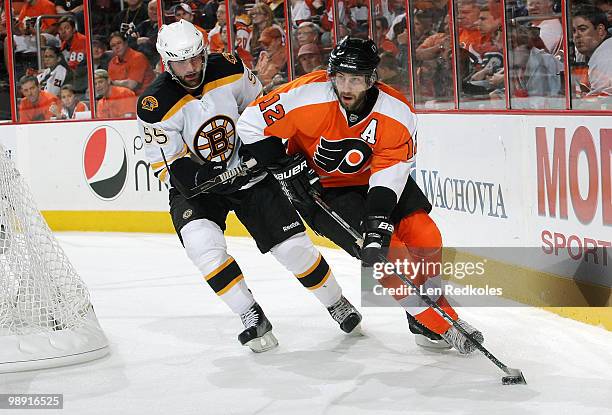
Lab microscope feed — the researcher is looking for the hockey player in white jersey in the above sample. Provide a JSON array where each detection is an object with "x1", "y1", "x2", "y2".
[{"x1": 136, "y1": 20, "x2": 361, "y2": 352}]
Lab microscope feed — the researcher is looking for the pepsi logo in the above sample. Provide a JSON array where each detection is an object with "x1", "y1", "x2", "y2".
[{"x1": 83, "y1": 126, "x2": 128, "y2": 200}]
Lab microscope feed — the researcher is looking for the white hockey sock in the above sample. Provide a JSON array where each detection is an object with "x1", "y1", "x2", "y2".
[
  {"x1": 270, "y1": 232, "x2": 342, "y2": 307},
  {"x1": 181, "y1": 219, "x2": 255, "y2": 315}
]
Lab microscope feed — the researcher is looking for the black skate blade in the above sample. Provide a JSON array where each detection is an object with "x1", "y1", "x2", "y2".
[
  {"x1": 340, "y1": 313, "x2": 362, "y2": 334},
  {"x1": 502, "y1": 368, "x2": 527, "y2": 385}
]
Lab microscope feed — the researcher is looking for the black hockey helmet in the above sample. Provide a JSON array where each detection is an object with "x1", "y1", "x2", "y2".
[{"x1": 328, "y1": 36, "x2": 380, "y2": 84}]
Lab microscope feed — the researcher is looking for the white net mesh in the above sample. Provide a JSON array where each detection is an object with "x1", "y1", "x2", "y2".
[{"x1": 0, "y1": 144, "x2": 91, "y2": 337}]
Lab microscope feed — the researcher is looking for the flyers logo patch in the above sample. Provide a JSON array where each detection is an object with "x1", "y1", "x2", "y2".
[
  {"x1": 141, "y1": 96, "x2": 159, "y2": 111},
  {"x1": 313, "y1": 137, "x2": 372, "y2": 174}
]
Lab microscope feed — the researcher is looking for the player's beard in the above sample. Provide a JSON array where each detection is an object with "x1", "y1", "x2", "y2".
[
  {"x1": 336, "y1": 87, "x2": 368, "y2": 113},
  {"x1": 180, "y1": 70, "x2": 204, "y2": 89}
]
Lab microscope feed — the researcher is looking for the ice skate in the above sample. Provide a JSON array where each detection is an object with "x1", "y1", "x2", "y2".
[
  {"x1": 406, "y1": 312, "x2": 451, "y2": 350},
  {"x1": 238, "y1": 302, "x2": 278, "y2": 353},
  {"x1": 327, "y1": 296, "x2": 362, "y2": 334},
  {"x1": 441, "y1": 318, "x2": 484, "y2": 354}
]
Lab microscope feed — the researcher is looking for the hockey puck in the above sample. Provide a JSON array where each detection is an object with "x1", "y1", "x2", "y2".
[{"x1": 502, "y1": 373, "x2": 527, "y2": 385}]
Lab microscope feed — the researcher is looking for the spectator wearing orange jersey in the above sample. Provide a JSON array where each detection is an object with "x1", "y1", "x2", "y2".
[
  {"x1": 472, "y1": 5, "x2": 502, "y2": 59},
  {"x1": 49, "y1": 84, "x2": 89, "y2": 119},
  {"x1": 58, "y1": 16, "x2": 87, "y2": 70},
  {"x1": 18, "y1": 75, "x2": 60, "y2": 122},
  {"x1": 414, "y1": 14, "x2": 453, "y2": 102},
  {"x1": 234, "y1": 10, "x2": 253, "y2": 68},
  {"x1": 233, "y1": 9, "x2": 251, "y2": 48},
  {"x1": 254, "y1": 26, "x2": 287, "y2": 88},
  {"x1": 457, "y1": 0, "x2": 482, "y2": 51},
  {"x1": 107, "y1": 32, "x2": 155, "y2": 96},
  {"x1": 95, "y1": 69, "x2": 136, "y2": 119},
  {"x1": 18, "y1": 0, "x2": 57, "y2": 32}
]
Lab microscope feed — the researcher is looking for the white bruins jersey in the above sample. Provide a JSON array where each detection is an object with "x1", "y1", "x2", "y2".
[{"x1": 136, "y1": 52, "x2": 262, "y2": 187}]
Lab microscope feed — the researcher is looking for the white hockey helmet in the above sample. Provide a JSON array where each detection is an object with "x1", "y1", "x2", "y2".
[{"x1": 156, "y1": 20, "x2": 208, "y2": 88}]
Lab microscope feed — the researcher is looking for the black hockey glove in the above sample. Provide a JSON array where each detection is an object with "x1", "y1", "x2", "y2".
[
  {"x1": 194, "y1": 160, "x2": 226, "y2": 185},
  {"x1": 170, "y1": 157, "x2": 248, "y2": 196},
  {"x1": 196, "y1": 160, "x2": 253, "y2": 195},
  {"x1": 269, "y1": 153, "x2": 323, "y2": 210},
  {"x1": 360, "y1": 215, "x2": 394, "y2": 267}
]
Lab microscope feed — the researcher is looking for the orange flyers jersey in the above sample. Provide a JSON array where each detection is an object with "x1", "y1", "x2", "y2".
[
  {"x1": 237, "y1": 70, "x2": 418, "y2": 200},
  {"x1": 62, "y1": 32, "x2": 87, "y2": 70}
]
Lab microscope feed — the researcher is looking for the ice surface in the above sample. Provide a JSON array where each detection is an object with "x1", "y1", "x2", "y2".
[{"x1": 2, "y1": 233, "x2": 611, "y2": 415}]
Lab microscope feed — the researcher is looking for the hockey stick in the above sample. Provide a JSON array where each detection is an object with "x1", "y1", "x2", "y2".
[
  {"x1": 184, "y1": 158, "x2": 258, "y2": 198},
  {"x1": 161, "y1": 148, "x2": 258, "y2": 199},
  {"x1": 309, "y1": 191, "x2": 527, "y2": 385}
]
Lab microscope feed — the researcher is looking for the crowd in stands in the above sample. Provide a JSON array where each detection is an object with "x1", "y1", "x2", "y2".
[{"x1": 1, "y1": 0, "x2": 610, "y2": 122}]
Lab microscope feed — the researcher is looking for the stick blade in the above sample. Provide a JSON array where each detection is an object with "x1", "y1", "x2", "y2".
[{"x1": 502, "y1": 368, "x2": 527, "y2": 385}]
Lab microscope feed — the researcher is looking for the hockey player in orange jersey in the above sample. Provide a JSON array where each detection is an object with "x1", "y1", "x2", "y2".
[{"x1": 237, "y1": 36, "x2": 484, "y2": 354}]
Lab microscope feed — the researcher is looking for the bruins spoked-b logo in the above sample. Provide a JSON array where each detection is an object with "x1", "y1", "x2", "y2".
[
  {"x1": 194, "y1": 115, "x2": 236, "y2": 162},
  {"x1": 314, "y1": 137, "x2": 372, "y2": 174}
]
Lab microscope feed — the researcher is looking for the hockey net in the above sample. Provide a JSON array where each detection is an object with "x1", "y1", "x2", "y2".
[{"x1": 0, "y1": 143, "x2": 108, "y2": 373}]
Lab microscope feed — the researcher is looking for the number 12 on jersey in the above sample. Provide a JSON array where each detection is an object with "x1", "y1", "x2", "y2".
[{"x1": 258, "y1": 94, "x2": 285, "y2": 126}]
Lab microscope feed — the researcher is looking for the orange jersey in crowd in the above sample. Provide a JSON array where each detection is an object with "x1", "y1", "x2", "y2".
[
  {"x1": 108, "y1": 48, "x2": 155, "y2": 95},
  {"x1": 18, "y1": 90, "x2": 60, "y2": 122},
  {"x1": 458, "y1": 27, "x2": 481, "y2": 51},
  {"x1": 62, "y1": 32, "x2": 88, "y2": 70},
  {"x1": 18, "y1": 0, "x2": 57, "y2": 31},
  {"x1": 234, "y1": 14, "x2": 252, "y2": 67},
  {"x1": 238, "y1": 70, "x2": 417, "y2": 197},
  {"x1": 195, "y1": 24, "x2": 208, "y2": 42},
  {"x1": 61, "y1": 101, "x2": 89, "y2": 119},
  {"x1": 209, "y1": 31, "x2": 224, "y2": 53},
  {"x1": 97, "y1": 85, "x2": 136, "y2": 119}
]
